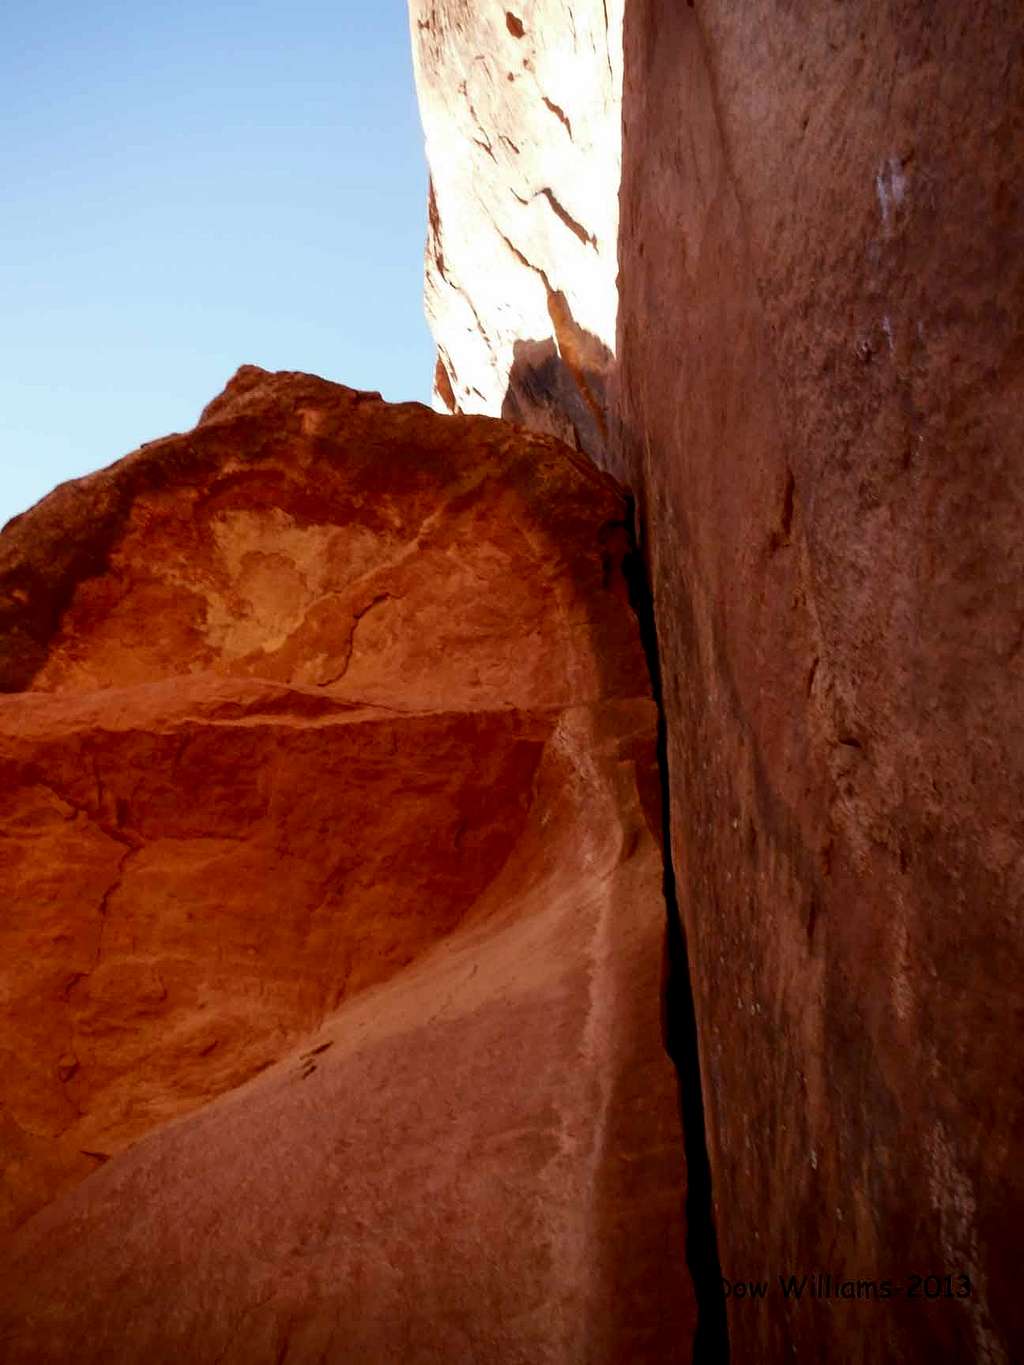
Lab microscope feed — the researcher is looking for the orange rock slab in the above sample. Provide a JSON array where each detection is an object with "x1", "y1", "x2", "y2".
[{"x1": 0, "y1": 367, "x2": 693, "y2": 1361}]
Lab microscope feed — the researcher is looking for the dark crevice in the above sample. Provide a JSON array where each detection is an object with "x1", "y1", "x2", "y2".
[
  {"x1": 541, "y1": 95, "x2": 573, "y2": 138},
  {"x1": 538, "y1": 187, "x2": 597, "y2": 247},
  {"x1": 622, "y1": 497, "x2": 730, "y2": 1365}
]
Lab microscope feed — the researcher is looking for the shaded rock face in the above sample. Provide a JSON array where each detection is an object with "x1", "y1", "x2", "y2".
[
  {"x1": 413, "y1": 4, "x2": 1024, "y2": 1362},
  {"x1": 0, "y1": 367, "x2": 694, "y2": 1360}
]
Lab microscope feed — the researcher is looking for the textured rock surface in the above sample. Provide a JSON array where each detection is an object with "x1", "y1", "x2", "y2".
[
  {"x1": 413, "y1": 3, "x2": 1024, "y2": 1361},
  {"x1": 0, "y1": 367, "x2": 693, "y2": 1359},
  {"x1": 409, "y1": 0, "x2": 621, "y2": 461}
]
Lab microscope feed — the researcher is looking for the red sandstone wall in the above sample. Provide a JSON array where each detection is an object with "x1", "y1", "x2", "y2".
[{"x1": 613, "y1": 4, "x2": 1023, "y2": 1360}]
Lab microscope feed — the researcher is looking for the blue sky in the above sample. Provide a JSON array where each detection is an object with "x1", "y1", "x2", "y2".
[{"x1": 1, "y1": 1, "x2": 434, "y2": 527}]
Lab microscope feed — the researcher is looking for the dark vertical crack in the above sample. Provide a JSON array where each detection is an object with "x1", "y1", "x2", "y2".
[{"x1": 622, "y1": 497, "x2": 730, "y2": 1365}]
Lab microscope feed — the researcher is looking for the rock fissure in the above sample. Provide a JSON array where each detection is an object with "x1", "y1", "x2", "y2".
[
  {"x1": 316, "y1": 591, "x2": 396, "y2": 687},
  {"x1": 541, "y1": 96, "x2": 573, "y2": 138},
  {"x1": 600, "y1": 0, "x2": 614, "y2": 83},
  {"x1": 537, "y1": 187, "x2": 597, "y2": 247},
  {"x1": 622, "y1": 508, "x2": 730, "y2": 1365},
  {"x1": 459, "y1": 82, "x2": 497, "y2": 163},
  {"x1": 93, "y1": 844, "x2": 138, "y2": 972}
]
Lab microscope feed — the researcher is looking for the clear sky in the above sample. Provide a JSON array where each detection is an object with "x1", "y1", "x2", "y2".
[{"x1": 1, "y1": 1, "x2": 434, "y2": 528}]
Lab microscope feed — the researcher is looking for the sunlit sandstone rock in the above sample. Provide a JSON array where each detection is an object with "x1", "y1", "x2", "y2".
[
  {"x1": 409, "y1": 0, "x2": 622, "y2": 462},
  {"x1": 0, "y1": 366, "x2": 693, "y2": 1361}
]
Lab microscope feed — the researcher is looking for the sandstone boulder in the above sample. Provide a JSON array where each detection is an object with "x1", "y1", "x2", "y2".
[{"x1": 0, "y1": 367, "x2": 693, "y2": 1361}]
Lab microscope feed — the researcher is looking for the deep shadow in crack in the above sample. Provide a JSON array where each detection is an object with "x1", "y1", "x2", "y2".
[{"x1": 621, "y1": 512, "x2": 731, "y2": 1365}]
